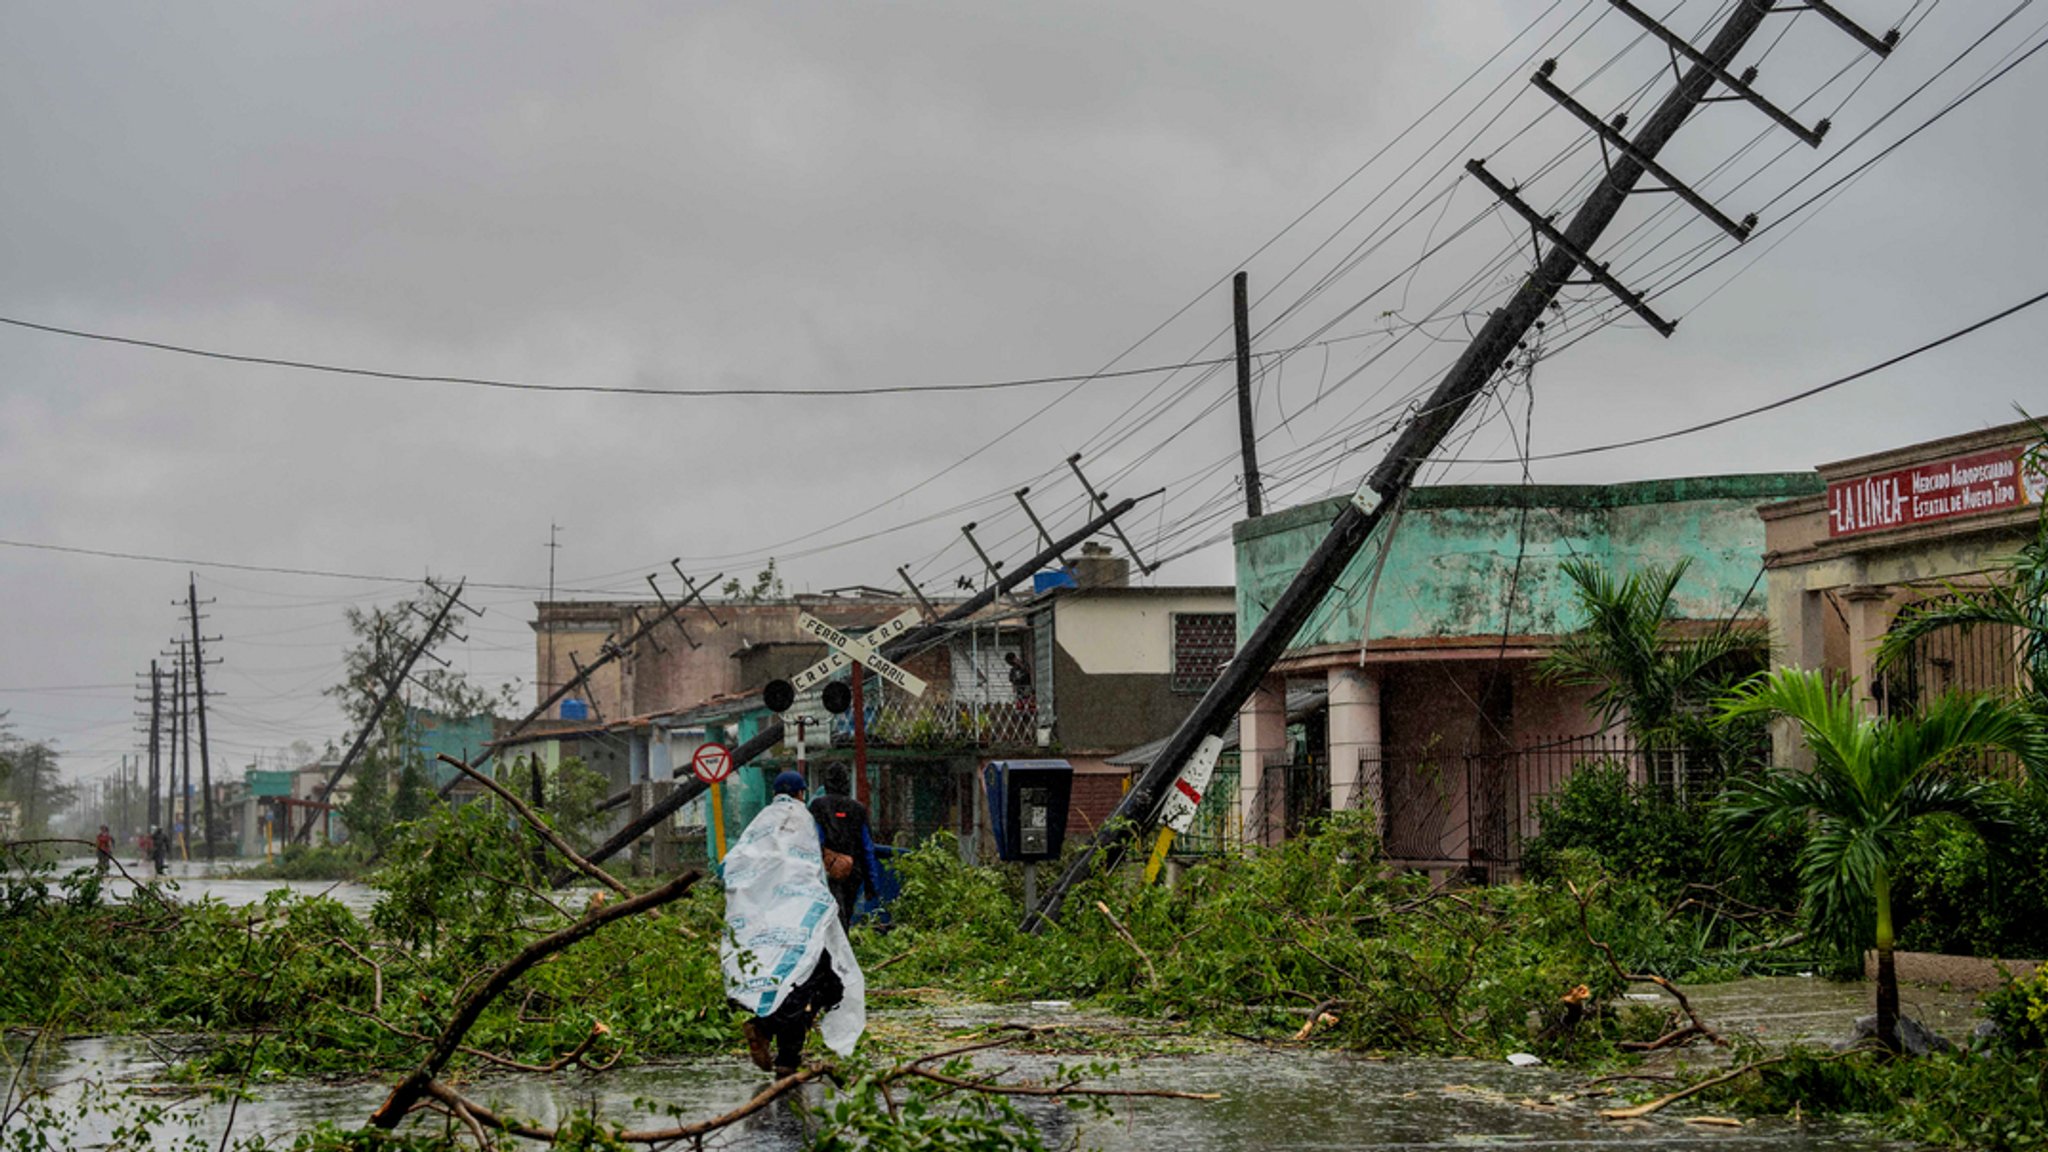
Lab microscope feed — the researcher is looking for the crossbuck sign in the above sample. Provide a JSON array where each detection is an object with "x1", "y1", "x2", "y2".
[{"x1": 792, "y1": 611, "x2": 928, "y2": 697}]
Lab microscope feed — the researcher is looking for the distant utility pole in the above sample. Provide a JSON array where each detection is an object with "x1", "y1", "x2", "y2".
[
  {"x1": 1024, "y1": 0, "x2": 1895, "y2": 933},
  {"x1": 146, "y1": 661, "x2": 162, "y2": 833},
  {"x1": 545, "y1": 524, "x2": 561, "y2": 717},
  {"x1": 184, "y1": 575, "x2": 218, "y2": 860},
  {"x1": 172, "y1": 643, "x2": 190, "y2": 859},
  {"x1": 1233, "y1": 270, "x2": 1263, "y2": 519}
]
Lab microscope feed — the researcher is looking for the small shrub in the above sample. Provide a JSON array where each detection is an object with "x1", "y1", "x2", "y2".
[
  {"x1": 1522, "y1": 763, "x2": 1709, "y2": 897},
  {"x1": 1982, "y1": 966, "x2": 2048, "y2": 1053},
  {"x1": 1893, "y1": 782, "x2": 2048, "y2": 959}
]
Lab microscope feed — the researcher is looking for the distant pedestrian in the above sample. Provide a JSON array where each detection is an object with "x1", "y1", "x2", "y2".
[
  {"x1": 808, "y1": 765, "x2": 882, "y2": 930},
  {"x1": 94, "y1": 825, "x2": 114, "y2": 876},
  {"x1": 721, "y1": 771, "x2": 866, "y2": 1076},
  {"x1": 1004, "y1": 650, "x2": 1034, "y2": 704},
  {"x1": 149, "y1": 827, "x2": 168, "y2": 875},
  {"x1": 137, "y1": 829, "x2": 154, "y2": 867}
]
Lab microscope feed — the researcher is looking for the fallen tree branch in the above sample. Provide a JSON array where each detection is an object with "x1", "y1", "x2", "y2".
[
  {"x1": 869, "y1": 944, "x2": 922, "y2": 974},
  {"x1": 1735, "y1": 930, "x2": 1806, "y2": 955},
  {"x1": 1095, "y1": 900, "x2": 1160, "y2": 989},
  {"x1": 368, "y1": 871, "x2": 698, "y2": 1129},
  {"x1": 1600, "y1": 1046, "x2": 1871, "y2": 1120},
  {"x1": 324, "y1": 998, "x2": 615, "y2": 1074},
  {"x1": 1568, "y1": 880, "x2": 1725, "y2": 1052},
  {"x1": 438, "y1": 753, "x2": 629, "y2": 896},
  {"x1": 412, "y1": 1025, "x2": 1215, "y2": 1145},
  {"x1": 1599, "y1": 1054, "x2": 1794, "y2": 1120},
  {"x1": 1291, "y1": 999, "x2": 1343, "y2": 1042},
  {"x1": 902, "y1": 1067, "x2": 1221, "y2": 1101},
  {"x1": 427, "y1": 1067, "x2": 821, "y2": 1143},
  {"x1": 1, "y1": 838, "x2": 175, "y2": 909},
  {"x1": 324, "y1": 937, "x2": 384, "y2": 1014}
]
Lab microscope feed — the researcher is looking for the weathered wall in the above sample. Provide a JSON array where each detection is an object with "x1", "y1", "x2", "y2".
[
  {"x1": 1041, "y1": 587, "x2": 1232, "y2": 754},
  {"x1": 1052, "y1": 589, "x2": 1234, "y2": 674},
  {"x1": 533, "y1": 597, "x2": 949, "y2": 720},
  {"x1": 1760, "y1": 419, "x2": 2041, "y2": 736},
  {"x1": 1233, "y1": 475, "x2": 1821, "y2": 652}
]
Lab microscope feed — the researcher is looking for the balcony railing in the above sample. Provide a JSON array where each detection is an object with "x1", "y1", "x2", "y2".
[{"x1": 832, "y1": 682, "x2": 1043, "y2": 751}]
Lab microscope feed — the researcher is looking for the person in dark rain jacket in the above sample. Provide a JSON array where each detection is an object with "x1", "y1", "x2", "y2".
[{"x1": 807, "y1": 765, "x2": 881, "y2": 930}]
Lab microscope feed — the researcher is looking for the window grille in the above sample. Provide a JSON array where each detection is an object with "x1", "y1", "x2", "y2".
[{"x1": 1171, "y1": 612, "x2": 1235, "y2": 694}]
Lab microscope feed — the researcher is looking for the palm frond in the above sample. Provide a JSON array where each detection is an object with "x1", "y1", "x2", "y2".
[{"x1": 1881, "y1": 690, "x2": 2048, "y2": 787}]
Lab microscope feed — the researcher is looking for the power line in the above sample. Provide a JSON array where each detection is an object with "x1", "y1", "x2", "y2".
[
  {"x1": 0, "y1": 313, "x2": 1258, "y2": 399},
  {"x1": 1447, "y1": 285, "x2": 2048, "y2": 465},
  {"x1": 0, "y1": 536, "x2": 563, "y2": 593}
]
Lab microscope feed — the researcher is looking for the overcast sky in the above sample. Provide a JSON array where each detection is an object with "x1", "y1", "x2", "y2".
[{"x1": 3, "y1": 1, "x2": 2043, "y2": 788}]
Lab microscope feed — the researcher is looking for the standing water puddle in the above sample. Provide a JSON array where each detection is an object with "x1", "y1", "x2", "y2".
[{"x1": 13, "y1": 1026, "x2": 1910, "y2": 1150}]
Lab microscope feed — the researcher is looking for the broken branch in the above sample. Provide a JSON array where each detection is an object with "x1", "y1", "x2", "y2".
[
  {"x1": 369, "y1": 871, "x2": 698, "y2": 1129},
  {"x1": 1569, "y1": 880, "x2": 1725, "y2": 1051},
  {"x1": 1095, "y1": 900, "x2": 1160, "y2": 990},
  {"x1": 438, "y1": 753, "x2": 629, "y2": 896}
]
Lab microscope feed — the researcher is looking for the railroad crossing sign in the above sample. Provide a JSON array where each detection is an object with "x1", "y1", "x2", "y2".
[
  {"x1": 1143, "y1": 733, "x2": 1226, "y2": 884},
  {"x1": 691, "y1": 742, "x2": 735, "y2": 785},
  {"x1": 1155, "y1": 734, "x2": 1226, "y2": 834},
  {"x1": 791, "y1": 611, "x2": 928, "y2": 697}
]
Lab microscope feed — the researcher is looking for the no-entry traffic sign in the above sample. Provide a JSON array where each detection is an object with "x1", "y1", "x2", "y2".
[{"x1": 691, "y1": 742, "x2": 735, "y2": 785}]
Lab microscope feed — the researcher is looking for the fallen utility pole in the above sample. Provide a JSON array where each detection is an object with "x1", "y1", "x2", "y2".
[
  {"x1": 295, "y1": 581, "x2": 466, "y2": 843},
  {"x1": 572, "y1": 489, "x2": 1162, "y2": 880},
  {"x1": 432, "y1": 581, "x2": 713, "y2": 803},
  {"x1": 1023, "y1": 0, "x2": 1889, "y2": 933}
]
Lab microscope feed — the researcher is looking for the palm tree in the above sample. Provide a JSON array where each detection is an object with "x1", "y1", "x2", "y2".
[
  {"x1": 1712, "y1": 667, "x2": 2045, "y2": 1052},
  {"x1": 1541, "y1": 557, "x2": 1765, "y2": 790}
]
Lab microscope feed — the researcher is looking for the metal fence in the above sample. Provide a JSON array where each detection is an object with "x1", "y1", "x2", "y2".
[
  {"x1": 1180, "y1": 733, "x2": 1722, "y2": 879},
  {"x1": 1880, "y1": 607, "x2": 2024, "y2": 714}
]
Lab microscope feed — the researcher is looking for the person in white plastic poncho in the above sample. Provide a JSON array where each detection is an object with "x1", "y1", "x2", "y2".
[{"x1": 721, "y1": 770, "x2": 866, "y2": 1075}]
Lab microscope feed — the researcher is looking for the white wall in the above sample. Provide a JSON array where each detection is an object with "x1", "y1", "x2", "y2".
[{"x1": 1054, "y1": 591, "x2": 1234, "y2": 675}]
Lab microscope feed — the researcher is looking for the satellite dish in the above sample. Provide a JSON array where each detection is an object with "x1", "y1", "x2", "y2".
[
  {"x1": 822, "y1": 681, "x2": 852, "y2": 715},
  {"x1": 762, "y1": 679, "x2": 795, "y2": 714}
]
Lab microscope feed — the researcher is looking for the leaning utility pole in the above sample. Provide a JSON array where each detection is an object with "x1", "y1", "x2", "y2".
[
  {"x1": 574, "y1": 489, "x2": 1163, "y2": 878},
  {"x1": 1023, "y1": 0, "x2": 1893, "y2": 933},
  {"x1": 1233, "y1": 270, "x2": 1263, "y2": 519},
  {"x1": 295, "y1": 581, "x2": 469, "y2": 843},
  {"x1": 185, "y1": 575, "x2": 218, "y2": 860}
]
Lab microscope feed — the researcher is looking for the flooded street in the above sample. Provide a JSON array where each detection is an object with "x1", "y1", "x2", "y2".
[
  {"x1": 45, "y1": 858, "x2": 382, "y2": 915},
  {"x1": 3, "y1": 868, "x2": 1977, "y2": 1149},
  {"x1": 12, "y1": 984, "x2": 1933, "y2": 1150}
]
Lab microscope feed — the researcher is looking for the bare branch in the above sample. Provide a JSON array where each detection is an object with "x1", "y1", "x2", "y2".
[
  {"x1": 369, "y1": 872, "x2": 698, "y2": 1129},
  {"x1": 1569, "y1": 880, "x2": 1725, "y2": 1051},
  {"x1": 1094, "y1": 900, "x2": 1160, "y2": 989},
  {"x1": 437, "y1": 753, "x2": 629, "y2": 896}
]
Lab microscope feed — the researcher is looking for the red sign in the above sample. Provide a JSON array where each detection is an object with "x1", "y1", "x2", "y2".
[
  {"x1": 691, "y1": 742, "x2": 735, "y2": 785},
  {"x1": 1827, "y1": 444, "x2": 2044, "y2": 538}
]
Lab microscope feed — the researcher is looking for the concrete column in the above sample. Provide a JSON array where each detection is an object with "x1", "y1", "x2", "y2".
[
  {"x1": 1843, "y1": 584, "x2": 1894, "y2": 717},
  {"x1": 627, "y1": 735, "x2": 648, "y2": 786},
  {"x1": 1327, "y1": 666, "x2": 1383, "y2": 816},
  {"x1": 1769, "y1": 579, "x2": 1831, "y2": 766},
  {"x1": 649, "y1": 733, "x2": 674, "y2": 782},
  {"x1": 1236, "y1": 674, "x2": 1288, "y2": 847}
]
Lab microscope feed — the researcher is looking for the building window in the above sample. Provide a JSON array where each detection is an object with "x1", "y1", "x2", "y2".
[{"x1": 1172, "y1": 613, "x2": 1235, "y2": 694}]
